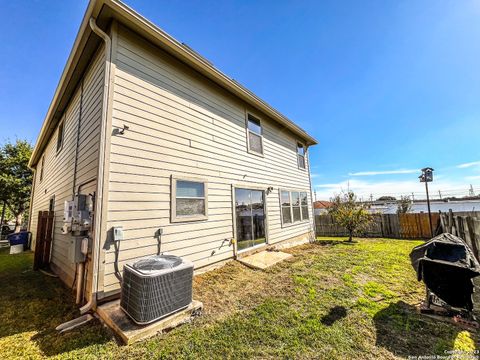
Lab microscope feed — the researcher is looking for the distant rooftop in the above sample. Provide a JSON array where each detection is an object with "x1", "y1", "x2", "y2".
[{"x1": 314, "y1": 201, "x2": 333, "y2": 209}]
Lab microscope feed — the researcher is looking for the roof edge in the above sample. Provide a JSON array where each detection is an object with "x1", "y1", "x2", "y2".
[
  {"x1": 29, "y1": 0, "x2": 318, "y2": 167},
  {"x1": 29, "y1": 0, "x2": 103, "y2": 167},
  {"x1": 108, "y1": 0, "x2": 318, "y2": 145}
]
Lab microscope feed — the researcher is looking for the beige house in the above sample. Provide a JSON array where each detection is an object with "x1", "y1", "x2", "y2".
[{"x1": 28, "y1": 0, "x2": 317, "y2": 310}]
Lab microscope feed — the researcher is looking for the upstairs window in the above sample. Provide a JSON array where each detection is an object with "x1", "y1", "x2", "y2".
[
  {"x1": 247, "y1": 114, "x2": 263, "y2": 155},
  {"x1": 39, "y1": 156, "x2": 45, "y2": 182},
  {"x1": 280, "y1": 190, "x2": 309, "y2": 225},
  {"x1": 49, "y1": 195, "x2": 55, "y2": 212},
  {"x1": 297, "y1": 143, "x2": 305, "y2": 169},
  {"x1": 171, "y1": 177, "x2": 208, "y2": 222},
  {"x1": 56, "y1": 120, "x2": 65, "y2": 153}
]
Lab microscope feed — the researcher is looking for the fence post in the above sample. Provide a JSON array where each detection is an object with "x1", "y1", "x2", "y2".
[{"x1": 465, "y1": 217, "x2": 479, "y2": 261}]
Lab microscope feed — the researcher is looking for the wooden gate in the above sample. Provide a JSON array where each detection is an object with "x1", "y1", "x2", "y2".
[{"x1": 33, "y1": 210, "x2": 54, "y2": 270}]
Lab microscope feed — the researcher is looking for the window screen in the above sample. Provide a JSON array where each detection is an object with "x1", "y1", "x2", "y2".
[
  {"x1": 297, "y1": 143, "x2": 305, "y2": 169},
  {"x1": 57, "y1": 121, "x2": 65, "y2": 152},
  {"x1": 173, "y1": 179, "x2": 207, "y2": 221},
  {"x1": 247, "y1": 114, "x2": 263, "y2": 154}
]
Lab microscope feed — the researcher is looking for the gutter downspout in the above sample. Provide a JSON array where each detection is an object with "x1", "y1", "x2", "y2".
[
  {"x1": 74, "y1": 80, "x2": 84, "y2": 304},
  {"x1": 80, "y1": 17, "x2": 112, "y2": 315}
]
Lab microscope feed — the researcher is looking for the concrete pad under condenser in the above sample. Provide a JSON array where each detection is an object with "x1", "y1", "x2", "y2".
[
  {"x1": 97, "y1": 299, "x2": 203, "y2": 345},
  {"x1": 237, "y1": 250, "x2": 292, "y2": 270}
]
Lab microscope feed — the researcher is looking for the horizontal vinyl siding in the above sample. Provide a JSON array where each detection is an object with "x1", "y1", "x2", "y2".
[
  {"x1": 102, "y1": 25, "x2": 313, "y2": 293},
  {"x1": 29, "y1": 48, "x2": 104, "y2": 285}
]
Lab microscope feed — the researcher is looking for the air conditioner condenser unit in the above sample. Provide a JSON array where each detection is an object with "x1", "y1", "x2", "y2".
[{"x1": 120, "y1": 255, "x2": 194, "y2": 325}]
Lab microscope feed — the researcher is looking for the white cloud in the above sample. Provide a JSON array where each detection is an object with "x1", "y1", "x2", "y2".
[
  {"x1": 465, "y1": 175, "x2": 480, "y2": 181},
  {"x1": 457, "y1": 161, "x2": 480, "y2": 168},
  {"x1": 348, "y1": 169, "x2": 418, "y2": 176}
]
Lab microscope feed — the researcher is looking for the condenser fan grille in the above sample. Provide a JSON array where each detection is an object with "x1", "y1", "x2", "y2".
[{"x1": 132, "y1": 255, "x2": 182, "y2": 272}]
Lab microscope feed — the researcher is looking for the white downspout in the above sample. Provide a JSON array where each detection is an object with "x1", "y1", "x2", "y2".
[{"x1": 80, "y1": 17, "x2": 112, "y2": 315}]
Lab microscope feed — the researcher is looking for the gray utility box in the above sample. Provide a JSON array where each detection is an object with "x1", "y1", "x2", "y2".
[
  {"x1": 120, "y1": 255, "x2": 194, "y2": 325},
  {"x1": 68, "y1": 236, "x2": 87, "y2": 263}
]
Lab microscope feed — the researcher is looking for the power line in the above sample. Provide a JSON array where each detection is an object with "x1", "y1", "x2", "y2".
[{"x1": 318, "y1": 185, "x2": 480, "y2": 201}]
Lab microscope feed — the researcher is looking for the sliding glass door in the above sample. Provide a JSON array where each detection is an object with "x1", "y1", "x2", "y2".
[{"x1": 235, "y1": 188, "x2": 266, "y2": 251}]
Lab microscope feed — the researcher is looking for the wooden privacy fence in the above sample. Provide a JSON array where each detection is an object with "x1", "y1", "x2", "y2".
[
  {"x1": 33, "y1": 210, "x2": 54, "y2": 270},
  {"x1": 439, "y1": 210, "x2": 480, "y2": 260},
  {"x1": 315, "y1": 213, "x2": 440, "y2": 239}
]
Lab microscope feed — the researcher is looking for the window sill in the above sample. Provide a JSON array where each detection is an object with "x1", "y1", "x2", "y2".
[
  {"x1": 171, "y1": 215, "x2": 208, "y2": 223},
  {"x1": 247, "y1": 148, "x2": 264, "y2": 158},
  {"x1": 281, "y1": 219, "x2": 310, "y2": 228}
]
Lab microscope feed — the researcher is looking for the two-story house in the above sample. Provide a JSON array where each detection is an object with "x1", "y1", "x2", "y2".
[{"x1": 28, "y1": 0, "x2": 318, "y2": 311}]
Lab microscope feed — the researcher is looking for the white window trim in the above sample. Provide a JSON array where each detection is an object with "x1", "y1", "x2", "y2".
[
  {"x1": 297, "y1": 141, "x2": 306, "y2": 170},
  {"x1": 56, "y1": 119, "x2": 65, "y2": 154},
  {"x1": 279, "y1": 189, "x2": 310, "y2": 227},
  {"x1": 245, "y1": 111, "x2": 264, "y2": 157},
  {"x1": 171, "y1": 175, "x2": 208, "y2": 223}
]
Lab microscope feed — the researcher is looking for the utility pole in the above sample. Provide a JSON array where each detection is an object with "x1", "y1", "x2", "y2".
[
  {"x1": 419, "y1": 168, "x2": 434, "y2": 238},
  {"x1": 438, "y1": 190, "x2": 442, "y2": 200}
]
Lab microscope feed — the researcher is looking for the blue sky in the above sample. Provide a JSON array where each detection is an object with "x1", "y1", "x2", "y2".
[{"x1": 1, "y1": 0, "x2": 479, "y2": 200}]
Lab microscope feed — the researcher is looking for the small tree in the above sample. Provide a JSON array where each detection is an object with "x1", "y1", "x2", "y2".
[
  {"x1": 396, "y1": 195, "x2": 412, "y2": 214},
  {"x1": 0, "y1": 140, "x2": 33, "y2": 232},
  {"x1": 329, "y1": 191, "x2": 373, "y2": 242}
]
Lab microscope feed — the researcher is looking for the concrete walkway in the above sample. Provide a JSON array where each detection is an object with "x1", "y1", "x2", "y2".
[{"x1": 237, "y1": 250, "x2": 292, "y2": 270}]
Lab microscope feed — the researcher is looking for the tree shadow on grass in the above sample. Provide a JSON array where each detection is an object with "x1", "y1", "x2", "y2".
[
  {"x1": 373, "y1": 301, "x2": 479, "y2": 358},
  {"x1": 321, "y1": 305, "x2": 348, "y2": 326},
  {"x1": 0, "y1": 249, "x2": 111, "y2": 357}
]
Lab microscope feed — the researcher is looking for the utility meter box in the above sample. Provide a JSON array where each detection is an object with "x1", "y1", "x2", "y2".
[
  {"x1": 68, "y1": 237, "x2": 89, "y2": 263},
  {"x1": 64, "y1": 200, "x2": 74, "y2": 222},
  {"x1": 71, "y1": 194, "x2": 93, "y2": 234}
]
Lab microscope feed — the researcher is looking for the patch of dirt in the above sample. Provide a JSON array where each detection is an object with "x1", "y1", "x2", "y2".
[{"x1": 192, "y1": 258, "x2": 297, "y2": 323}]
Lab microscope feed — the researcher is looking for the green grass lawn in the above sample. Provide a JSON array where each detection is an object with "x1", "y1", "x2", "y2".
[{"x1": 0, "y1": 238, "x2": 478, "y2": 359}]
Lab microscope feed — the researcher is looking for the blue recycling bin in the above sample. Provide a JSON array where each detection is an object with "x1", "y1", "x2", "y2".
[{"x1": 7, "y1": 231, "x2": 31, "y2": 250}]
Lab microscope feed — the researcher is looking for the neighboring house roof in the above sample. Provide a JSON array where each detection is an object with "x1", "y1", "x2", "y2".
[
  {"x1": 29, "y1": 0, "x2": 318, "y2": 167},
  {"x1": 313, "y1": 201, "x2": 333, "y2": 209}
]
